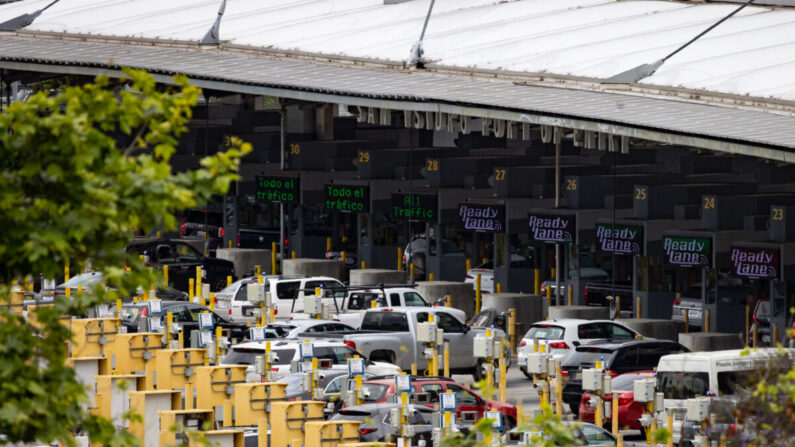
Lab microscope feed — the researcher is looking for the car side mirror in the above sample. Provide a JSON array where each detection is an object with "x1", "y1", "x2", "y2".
[{"x1": 463, "y1": 324, "x2": 470, "y2": 334}]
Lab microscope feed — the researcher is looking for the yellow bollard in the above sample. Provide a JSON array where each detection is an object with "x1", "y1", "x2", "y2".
[
  {"x1": 397, "y1": 247, "x2": 403, "y2": 271},
  {"x1": 475, "y1": 274, "x2": 482, "y2": 313},
  {"x1": 361, "y1": 261, "x2": 366, "y2": 270},
  {"x1": 116, "y1": 299, "x2": 122, "y2": 320},
  {"x1": 410, "y1": 263, "x2": 415, "y2": 281},
  {"x1": 534, "y1": 268, "x2": 540, "y2": 295},
  {"x1": 371, "y1": 298, "x2": 378, "y2": 309},
  {"x1": 178, "y1": 327, "x2": 184, "y2": 349},
  {"x1": 271, "y1": 242, "x2": 277, "y2": 275},
  {"x1": 612, "y1": 392, "x2": 619, "y2": 436},
  {"x1": 567, "y1": 284, "x2": 573, "y2": 306},
  {"x1": 291, "y1": 250, "x2": 296, "y2": 259},
  {"x1": 541, "y1": 381, "x2": 549, "y2": 409},
  {"x1": 255, "y1": 265, "x2": 261, "y2": 276},
  {"x1": 216, "y1": 326, "x2": 223, "y2": 363},
  {"x1": 616, "y1": 296, "x2": 622, "y2": 320},
  {"x1": 228, "y1": 240, "x2": 233, "y2": 248},
  {"x1": 496, "y1": 283, "x2": 502, "y2": 293},
  {"x1": 684, "y1": 309, "x2": 689, "y2": 333},
  {"x1": 667, "y1": 410, "x2": 674, "y2": 447},
  {"x1": 719, "y1": 434, "x2": 727, "y2": 447},
  {"x1": 65, "y1": 262, "x2": 70, "y2": 282},
  {"x1": 65, "y1": 287, "x2": 71, "y2": 298},
  {"x1": 269, "y1": 308, "x2": 275, "y2": 324},
  {"x1": 163, "y1": 265, "x2": 169, "y2": 284},
  {"x1": 753, "y1": 321, "x2": 758, "y2": 348},
  {"x1": 209, "y1": 293, "x2": 215, "y2": 312},
  {"x1": 636, "y1": 296, "x2": 642, "y2": 319},
  {"x1": 189, "y1": 278, "x2": 195, "y2": 301},
  {"x1": 546, "y1": 284, "x2": 552, "y2": 300},
  {"x1": 466, "y1": 258, "x2": 472, "y2": 272},
  {"x1": 445, "y1": 295, "x2": 451, "y2": 307},
  {"x1": 77, "y1": 285, "x2": 83, "y2": 296},
  {"x1": 326, "y1": 237, "x2": 332, "y2": 252},
  {"x1": 200, "y1": 296, "x2": 206, "y2": 307},
  {"x1": 499, "y1": 354, "x2": 507, "y2": 403},
  {"x1": 617, "y1": 433, "x2": 624, "y2": 447},
  {"x1": 550, "y1": 267, "x2": 556, "y2": 279},
  {"x1": 508, "y1": 308, "x2": 517, "y2": 354},
  {"x1": 705, "y1": 309, "x2": 711, "y2": 333},
  {"x1": 411, "y1": 363, "x2": 417, "y2": 376},
  {"x1": 516, "y1": 400, "x2": 525, "y2": 426},
  {"x1": 554, "y1": 377, "x2": 563, "y2": 417},
  {"x1": 196, "y1": 266, "x2": 202, "y2": 298},
  {"x1": 227, "y1": 275, "x2": 232, "y2": 287},
  {"x1": 594, "y1": 394, "x2": 603, "y2": 426},
  {"x1": 428, "y1": 272, "x2": 434, "y2": 282},
  {"x1": 341, "y1": 251, "x2": 346, "y2": 263},
  {"x1": 443, "y1": 342, "x2": 450, "y2": 377},
  {"x1": 773, "y1": 323, "x2": 779, "y2": 345}
]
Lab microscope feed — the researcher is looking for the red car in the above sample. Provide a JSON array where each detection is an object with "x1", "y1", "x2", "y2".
[
  {"x1": 579, "y1": 371, "x2": 654, "y2": 430},
  {"x1": 360, "y1": 376, "x2": 517, "y2": 429}
]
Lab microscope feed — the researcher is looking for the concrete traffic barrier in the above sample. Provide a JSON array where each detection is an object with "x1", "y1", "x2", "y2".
[
  {"x1": 216, "y1": 248, "x2": 272, "y2": 279},
  {"x1": 620, "y1": 319, "x2": 685, "y2": 342},
  {"x1": 415, "y1": 281, "x2": 476, "y2": 318},
  {"x1": 349, "y1": 269, "x2": 408, "y2": 286},
  {"x1": 283, "y1": 258, "x2": 345, "y2": 280},
  {"x1": 482, "y1": 293, "x2": 545, "y2": 332},
  {"x1": 678, "y1": 333, "x2": 743, "y2": 352},
  {"x1": 548, "y1": 305, "x2": 609, "y2": 321}
]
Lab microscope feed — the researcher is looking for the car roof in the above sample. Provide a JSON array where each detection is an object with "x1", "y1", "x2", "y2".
[
  {"x1": 233, "y1": 339, "x2": 349, "y2": 349},
  {"x1": 124, "y1": 300, "x2": 194, "y2": 308},
  {"x1": 364, "y1": 376, "x2": 456, "y2": 386},
  {"x1": 530, "y1": 319, "x2": 626, "y2": 327},
  {"x1": 576, "y1": 338, "x2": 663, "y2": 350}
]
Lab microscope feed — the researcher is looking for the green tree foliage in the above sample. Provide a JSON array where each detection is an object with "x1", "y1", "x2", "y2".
[{"x1": 0, "y1": 69, "x2": 250, "y2": 445}]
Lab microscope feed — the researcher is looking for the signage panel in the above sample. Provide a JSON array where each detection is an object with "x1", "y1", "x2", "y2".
[
  {"x1": 391, "y1": 193, "x2": 438, "y2": 221},
  {"x1": 730, "y1": 246, "x2": 780, "y2": 279},
  {"x1": 324, "y1": 183, "x2": 370, "y2": 213},
  {"x1": 528, "y1": 212, "x2": 576, "y2": 243},
  {"x1": 457, "y1": 203, "x2": 505, "y2": 233},
  {"x1": 595, "y1": 223, "x2": 644, "y2": 255},
  {"x1": 255, "y1": 175, "x2": 300, "y2": 203},
  {"x1": 662, "y1": 235, "x2": 712, "y2": 267}
]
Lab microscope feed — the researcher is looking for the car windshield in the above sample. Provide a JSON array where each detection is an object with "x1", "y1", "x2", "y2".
[
  {"x1": 657, "y1": 371, "x2": 709, "y2": 399},
  {"x1": 224, "y1": 347, "x2": 295, "y2": 366},
  {"x1": 218, "y1": 282, "x2": 242, "y2": 295},
  {"x1": 611, "y1": 373, "x2": 651, "y2": 391},
  {"x1": 525, "y1": 325, "x2": 565, "y2": 340},
  {"x1": 362, "y1": 384, "x2": 390, "y2": 402},
  {"x1": 347, "y1": 293, "x2": 383, "y2": 310}
]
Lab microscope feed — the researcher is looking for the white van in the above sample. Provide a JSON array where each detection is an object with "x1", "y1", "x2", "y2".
[{"x1": 656, "y1": 348, "x2": 794, "y2": 444}]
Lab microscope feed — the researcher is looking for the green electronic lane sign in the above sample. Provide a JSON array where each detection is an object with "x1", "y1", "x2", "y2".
[
  {"x1": 662, "y1": 235, "x2": 712, "y2": 267},
  {"x1": 324, "y1": 183, "x2": 370, "y2": 213},
  {"x1": 391, "y1": 193, "x2": 437, "y2": 221},
  {"x1": 595, "y1": 223, "x2": 644, "y2": 255},
  {"x1": 256, "y1": 175, "x2": 300, "y2": 203}
]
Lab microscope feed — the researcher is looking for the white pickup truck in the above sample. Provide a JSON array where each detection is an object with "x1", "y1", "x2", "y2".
[
  {"x1": 318, "y1": 286, "x2": 466, "y2": 329},
  {"x1": 342, "y1": 307, "x2": 509, "y2": 380}
]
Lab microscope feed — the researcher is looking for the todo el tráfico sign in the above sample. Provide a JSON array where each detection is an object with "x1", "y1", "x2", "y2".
[
  {"x1": 595, "y1": 223, "x2": 644, "y2": 255},
  {"x1": 324, "y1": 183, "x2": 370, "y2": 213},
  {"x1": 457, "y1": 203, "x2": 505, "y2": 233},
  {"x1": 255, "y1": 175, "x2": 300, "y2": 203},
  {"x1": 730, "y1": 246, "x2": 780, "y2": 279},
  {"x1": 662, "y1": 235, "x2": 712, "y2": 267},
  {"x1": 391, "y1": 193, "x2": 438, "y2": 221},
  {"x1": 528, "y1": 212, "x2": 576, "y2": 243}
]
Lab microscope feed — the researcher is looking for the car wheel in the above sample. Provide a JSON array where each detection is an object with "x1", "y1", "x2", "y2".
[
  {"x1": 521, "y1": 368, "x2": 532, "y2": 380},
  {"x1": 503, "y1": 345, "x2": 512, "y2": 369}
]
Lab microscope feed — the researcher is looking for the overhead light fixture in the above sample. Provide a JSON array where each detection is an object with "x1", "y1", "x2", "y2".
[
  {"x1": 0, "y1": 0, "x2": 62, "y2": 32},
  {"x1": 602, "y1": 0, "x2": 756, "y2": 84},
  {"x1": 406, "y1": 0, "x2": 436, "y2": 68}
]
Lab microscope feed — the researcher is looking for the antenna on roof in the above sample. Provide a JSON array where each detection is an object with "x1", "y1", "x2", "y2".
[
  {"x1": 602, "y1": 0, "x2": 756, "y2": 84},
  {"x1": 405, "y1": 0, "x2": 436, "y2": 69},
  {"x1": 0, "y1": 0, "x2": 62, "y2": 32},
  {"x1": 199, "y1": 0, "x2": 226, "y2": 46}
]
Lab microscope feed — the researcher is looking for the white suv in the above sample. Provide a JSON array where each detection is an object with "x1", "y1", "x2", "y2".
[
  {"x1": 516, "y1": 319, "x2": 639, "y2": 378},
  {"x1": 222, "y1": 339, "x2": 401, "y2": 381}
]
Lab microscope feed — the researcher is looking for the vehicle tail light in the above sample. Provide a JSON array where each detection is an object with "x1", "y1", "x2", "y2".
[
  {"x1": 606, "y1": 370, "x2": 619, "y2": 378},
  {"x1": 728, "y1": 424, "x2": 736, "y2": 437},
  {"x1": 519, "y1": 340, "x2": 527, "y2": 347},
  {"x1": 273, "y1": 309, "x2": 278, "y2": 315},
  {"x1": 560, "y1": 370, "x2": 569, "y2": 377},
  {"x1": 580, "y1": 394, "x2": 590, "y2": 405},
  {"x1": 344, "y1": 340, "x2": 357, "y2": 350},
  {"x1": 326, "y1": 252, "x2": 331, "y2": 259},
  {"x1": 548, "y1": 342, "x2": 569, "y2": 349},
  {"x1": 359, "y1": 428, "x2": 377, "y2": 436},
  {"x1": 673, "y1": 299, "x2": 680, "y2": 306},
  {"x1": 465, "y1": 274, "x2": 473, "y2": 279},
  {"x1": 540, "y1": 284, "x2": 546, "y2": 294},
  {"x1": 219, "y1": 228, "x2": 224, "y2": 237},
  {"x1": 284, "y1": 238, "x2": 289, "y2": 248},
  {"x1": 181, "y1": 222, "x2": 185, "y2": 235},
  {"x1": 228, "y1": 309, "x2": 232, "y2": 315},
  {"x1": 583, "y1": 287, "x2": 589, "y2": 303}
]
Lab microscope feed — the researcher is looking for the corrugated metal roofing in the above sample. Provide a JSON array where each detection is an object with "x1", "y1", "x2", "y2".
[
  {"x1": 1, "y1": 0, "x2": 794, "y2": 101},
  {"x1": 0, "y1": 35, "x2": 794, "y2": 156}
]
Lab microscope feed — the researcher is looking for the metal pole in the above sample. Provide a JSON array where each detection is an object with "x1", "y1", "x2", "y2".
[
  {"x1": 555, "y1": 140, "x2": 561, "y2": 306},
  {"x1": 280, "y1": 103, "x2": 287, "y2": 265}
]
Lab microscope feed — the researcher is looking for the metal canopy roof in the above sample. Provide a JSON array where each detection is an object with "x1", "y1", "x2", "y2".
[{"x1": 0, "y1": 35, "x2": 793, "y2": 163}]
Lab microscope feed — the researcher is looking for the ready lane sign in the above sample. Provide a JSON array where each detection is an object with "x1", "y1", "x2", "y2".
[
  {"x1": 391, "y1": 193, "x2": 438, "y2": 221},
  {"x1": 528, "y1": 212, "x2": 576, "y2": 243},
  {"x1": 730, "y1": 246, "x2": 780, "y2": 279},
  {"x1": 458, "y1": 203, "x2": 505, "y2": 233},
  {"x1": 256, "y1": 175, "x2": 300, "y2": 203},
  {"x1": 596, "y1": 223, "x2": 644, "y2": 255},
  {"x1": 662, "y1": 235, "x2": 712, "y2": 267},
  {"x1": 324, "y1": 183, "x2": 370, "y2": 213}
]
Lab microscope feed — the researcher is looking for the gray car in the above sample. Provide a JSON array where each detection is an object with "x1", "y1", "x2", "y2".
[{"x1": 330, "y1": 403, "x2": 434, "y2": 443}]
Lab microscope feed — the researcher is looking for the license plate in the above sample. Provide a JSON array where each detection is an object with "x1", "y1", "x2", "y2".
[
  {"x1": 574, "y1": 372, "x2": 582, "y2": 381},
  {"x1": 689, "y1": 310, "x2": 701, "y2": 319}
]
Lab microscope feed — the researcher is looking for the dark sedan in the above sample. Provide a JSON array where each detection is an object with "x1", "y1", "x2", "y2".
[
  {"x1": 119, "y1": 300, "x2": 248, "y2": 347},
  {"x1": 561, "y1": 339, "x2": 688, "y2": 415}
]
